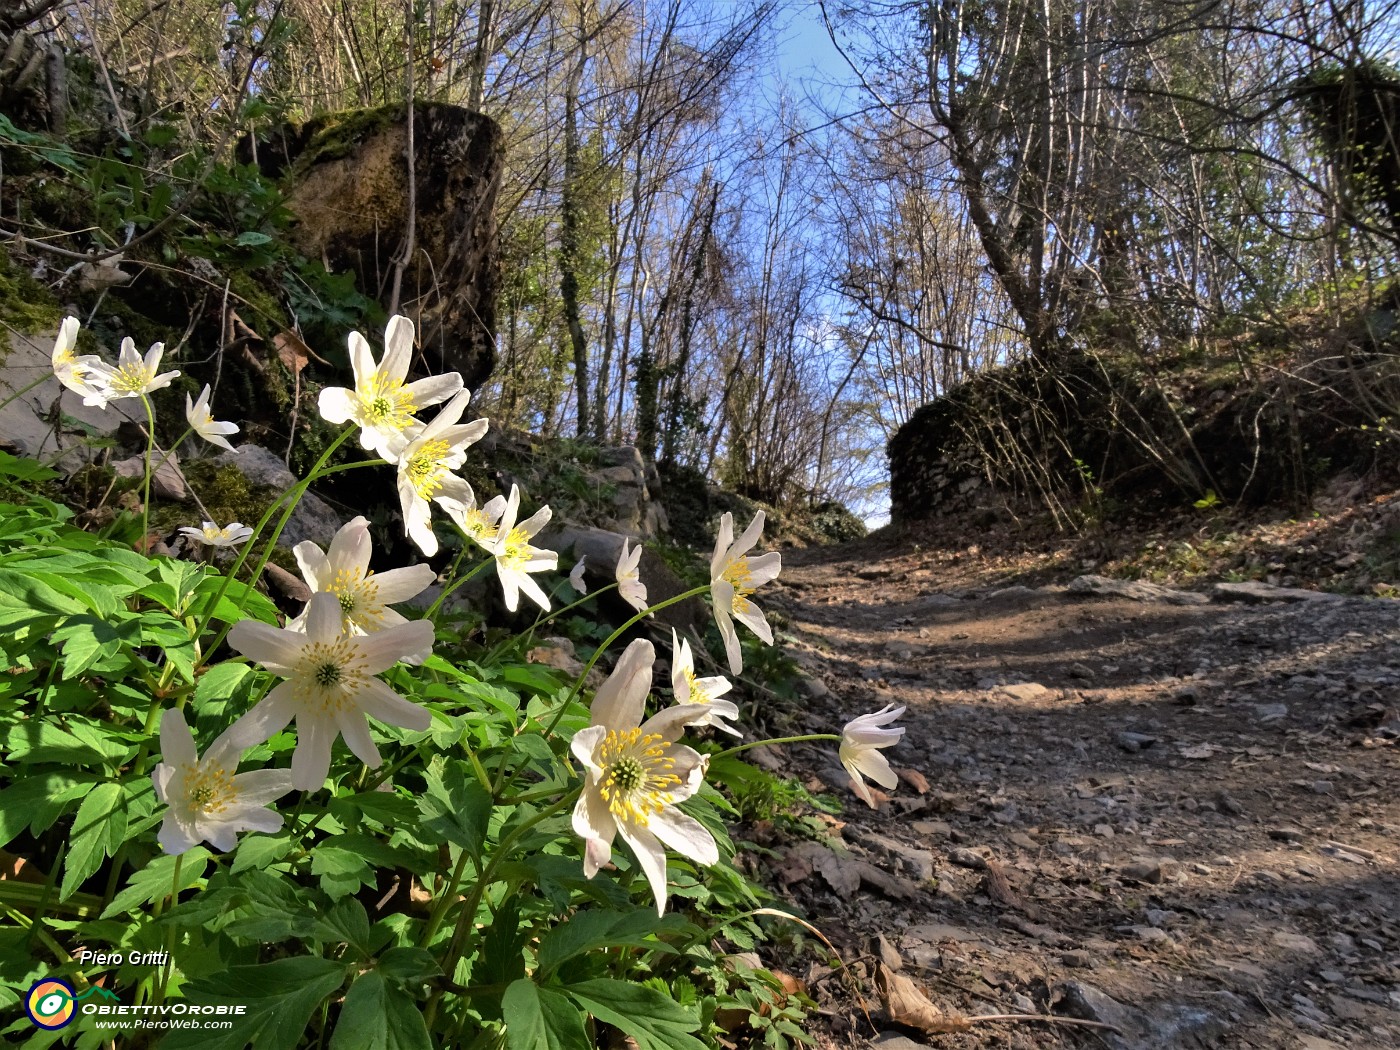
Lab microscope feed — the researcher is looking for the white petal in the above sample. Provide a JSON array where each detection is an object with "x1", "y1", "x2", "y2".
[
  {"x1": 291, "y1": 716, "x2": 336, "y2": 791},
  {"x1": 372, "y1": 564, "x2": 435, "y2": 604},
  {"x1": 381, "y1": 315, "x2": 415, "y2": 381},
  {"x1": 733, "y1": 602, "x2": 774, "y2": 645},
  {"x1": 746, "y1": 551, "x2": 781, "y2": 587},
  {"x1": 228, "y1": 620, "x2": 305, "y2": 672},
  {"x1": 336, "y1": 710, "x2": 382, "y2": 767},
  {"x1": 327, "y1": 516, "x2": 372, "y2": 573},
  {"x1": 570, "y1": 725, "x2": 607, "y2": 777},
  {"x1": 618, "y1": 823, "x2": 672, "y2": 916},
  {"x1": 572, "y1": 787, "x2": 618, "y2": 878},
  {"x1": 348, "y1": 330, "x2": 375, "y2": 386},
  {"x1": 590, "y1": 639, "x2": 655, "y2": 731},
  {"x1": 158, "y1": 814, "x2": 201, "y2": 855},
  {"x1": 356, "y1": 678, "x2": 431, "y2": 732},
  {"x1": 303, "y1": 591, "x2": 345, "y2": 645},
  {"x1": 294, "y1": 541, "x2": 331, "y2": 590},
  {"x1": 355, "y1": 619, "x2": 435, "y2": 674},
  {"x1": 229, "y1": 768, "x2": 296, "y2": 806},
  {"x1": 401, "y1": 372, "x2": 463, "y2": 410},
  {"x1": 318, "y1": 386, "x2": 356, "y2": 424},
  {"x1": 710, "y1": 512, "x2": 734, "y2": 579},
  {"x1": 649, "y1": 806, "x2": 719, "y2": 867},
  {"x1": 159, "y1": 708, "x2": 197, "y2": 768},
  {"x1": 222, "y1": 684, "x2": 298, "y2": 751}
]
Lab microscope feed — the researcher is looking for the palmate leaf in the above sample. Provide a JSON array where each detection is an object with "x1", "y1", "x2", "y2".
[
  {"x1": 329, "y1": 971, "x2": 432, "y2": 1050},
  {"x1": 102, "y1": 848, "x2": 210, "y2": 920},
  {"x1": 536, "y1": 909, "x2": 688, "y2": 977},
  {"x1": 162, "y1": 957, "x2": 348, "y2": 1050},
  {"x1": 60, "y1": 782, "x2": 126, "y2": 900},
  {"x1": 566, "y1": 979, "x2": 708, "y2": 1050},
  {"x1": 502, "y1": 979, "x2": 590, "y2": 1050}
]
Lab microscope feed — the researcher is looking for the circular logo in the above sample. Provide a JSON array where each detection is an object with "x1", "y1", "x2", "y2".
[{"x1": 25, "y1": 979, "x2": 76, "y2": 1030}]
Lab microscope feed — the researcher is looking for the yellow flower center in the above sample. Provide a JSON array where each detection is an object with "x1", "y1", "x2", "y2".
[
  {"x1": 406, "y1": 439, "x2": 451, "y2": 499},
  {"x1": 327, "y1": 567, "x2": 383, "y2": 629},
  {"x1": 499, "y1": 526, "x2": 531, "y2": 569},
  {"x1": 683, "y1": 669, "x2": 706, "y2": 706},
  {"x1": 360, "y1": 372, "x2": 417, "y2": 432},
  {"x1": 462, "y1": 509, "x2": 498, "y2": 545},
  {"x1": 204, "y1": 527, "x2": 232, "y2": 543},
  {"x1": 597, "y1": 727, "x2": 682, "y2": 828},
  {"x1": 181, "y1": 762, "x2": 236, "y2": 815},
  {"x1": 109, "y1": 363, "x2": 156, "y2": 395},
  {"x1": 54, "y1": 348, "x2": 76, "y2": 368},
  {"x1": 721, "y1": 558, "x2": 755, "y2": 614},
  {"x1": 295, "y1": 639, "x2": 368, "y2": 713}
]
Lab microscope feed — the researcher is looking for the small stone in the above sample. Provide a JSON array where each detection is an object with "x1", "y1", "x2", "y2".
[
  {"x1": 1116, "y1": 731, "x2": 1157, "y2": 752},
  {"x1": 1121, "y1": 858, "x2": 1163, "y2": 883},
  {"x1": 1318, "y1": 970, "x2": 1345, "y2": 984},
  {"x1": 1094, "y1": 823, "x2": 1115, "y2": 839},
  {"x1": 876, "y1": 933, "x2": 903, "y2": 971},
  {"x1": 998, "y1": 682, "x2": 1051, "y2": 701},
  {"x1": 1061, "y1": 950, "x2": 1094, "y2": 969},
  {"x1": 947, "y1": 847, "x2": 989, "y2": 870},
  {"x1": 1217, "y1": 792, "x2": 1245, "y2": 815},
  {"x1": 1272, "y1": 932, "x2": 1319, "y2": 953},
  {"x1": 1269, "y1": 826, "x2": 1306, "y2": 843}
]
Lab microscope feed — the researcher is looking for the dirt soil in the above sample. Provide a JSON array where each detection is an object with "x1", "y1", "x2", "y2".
[{"x1": 747, "y1": 504, "x2": 1400, "y2": 1050}]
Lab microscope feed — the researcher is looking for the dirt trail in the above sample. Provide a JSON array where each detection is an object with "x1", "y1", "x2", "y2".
[{"x1": 756, "y1": 536, "x2": 1400, "y2": 1050}]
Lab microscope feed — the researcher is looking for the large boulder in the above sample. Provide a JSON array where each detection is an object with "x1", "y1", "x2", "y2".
[
  {"x1": 247, "y1": 103, "x2": 502, "y2": 390},
  {"x1": 544, "y1": 524, "x2": 706, "y2": 634},
  {"x1": 212, "y1": 444, "x2": 345, "y2": 550}
]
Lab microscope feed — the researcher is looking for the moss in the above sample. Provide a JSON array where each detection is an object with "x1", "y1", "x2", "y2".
[
  {"x1": 227, "y1": 269, "x2": 289, "y2": 334},
  {"x1": 0, "y1": 247, "x2": 64, "y2": 334},
  {"x1": 293, "y1": 104, "x2": 402, "y2": 172}
]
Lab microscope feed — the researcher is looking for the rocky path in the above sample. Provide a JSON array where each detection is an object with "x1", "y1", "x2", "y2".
[{"x1": 753, "y1": 538, "x2": 1400, "y2": 1050}]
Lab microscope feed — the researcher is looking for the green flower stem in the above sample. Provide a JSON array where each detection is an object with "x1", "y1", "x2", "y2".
[
  {"x1": 490, "y1": 584, "x2": 712, "y2": 799},
  {"x1": 423, "y1": 556, "x2": 493, "y2": 623},
  {"x1": 419, "y1": 850, "x2": 474, "y2": 950},
  {"x1": 712, "y1": 734, "x2": 839, "y2": 762},
  {"x1": 485, "y1": 582, "x2": 619, "y2": 667},
  {"x1": 153, "y1": 855, "x2": 183, "y2": 1003},
  {"x1": 0, "y1": 373, "x2": 51, "y2": 413},
  {"x1": 548, "y1": 583, "x2": 710, "y2": 738},
  {"x1": 191, "y1": 425, "x2": 357, "y2": 664},
  {"x1": 423, "y1": 790, "x2": 579, "y2": 1026},
  {"x1": 139, "y1": 393, "x2": 156, "y2": 548},
  {"x1": 497, "y1": 782, "x2": 570, "y2": 806}
]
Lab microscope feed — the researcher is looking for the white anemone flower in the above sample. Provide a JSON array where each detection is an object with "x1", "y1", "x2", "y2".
[
  {"x1": 386, "y1": 389, "x2": 490, "y2": 556},
  {"x1": 103, "y1": 337, "x2": 180, "y2": 399},
  {"x1": 287, "y1": 517, "x2": 435, "y2": 663},
  {"x1": 440, "y1": 491, "x2": 509, "y2": 554},
  {"x1": 489, "y1": 485, "x2": 558, "y2": 613},
  {"x1": 226, "y1": 592, "x2": 435, "y2": 791},
  {"x1": 616, "y1": 540, "x2": 648, "y2": 614},
  {"x1": 669, "y1": 629, "x2": 740, "y2": 736},
  {"x1": 839, "y1": 703, "x2": 907, "y2": 808},
  {"x1": 316, "y1": 315, "x2": 464, "y2": 459},
  {"x1": 50, "y1": 315, "x2": 112, "y2": 407},
  {"x1": 568, "y1": 556, "x2": 588, "y2": 595},
  {"x1": 179, "y1": 521, "x2": 254, "y2": 547},
  {"x1": 185, "y1": 384, "x2": 240, "y2": 452},
  {"x1": 152, "y1": 707, "x2": 294, "y2": 854},
  {"x1": 571, "y1": 639, "x2": 718, "y2": 915},
  {"x1": 709, "y1": 510, "x2": 782, "y2": 675}
]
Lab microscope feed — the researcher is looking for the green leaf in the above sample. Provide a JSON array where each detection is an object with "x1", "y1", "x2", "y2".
[
  {"x1": 102, "y1": 848, "x2": 210, "y2": 919},
  {"x1": 0, "y1": 773, "x2": 101, "y2": 848},
  {"x1": 329, "y1": 971, "x2": 431, "y2": 1050},
  {"x1": 566, "y1": 979, "x2": 707, "y2": 1050},
  {"x1": 60, "y1": 782, "x2": 127, "y2": 900},
  {"x1": 420, "y1": 759, "x2": 492, "y2": 857},
  {"x1": 376, "y1": 947, "x2": 439, "y2": 985},
  {"x1": 537, "y1": 910, "x2": 682, "y2": 976},
  {"x1": 162, "y1": 957, "x2": 347, "y2": 1050},
  {"x1": 311, "y1": 898, "x2": 372, "y2": 959},
  {"x1": 195, "y1": 662, "x2": 254, "y2": 706},
  {"x1": 230, "y1": 830, "x2": 293, "y2": 874},
  {"x1": 52, "y1": 614, "x2": 140, "y2": 678},
  {"x1": 503, "y1": 979, "x2": 590, "y2": 1050},
  {"x1": 236, "y1": 230, "x2": 274, "y2": 247}
]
